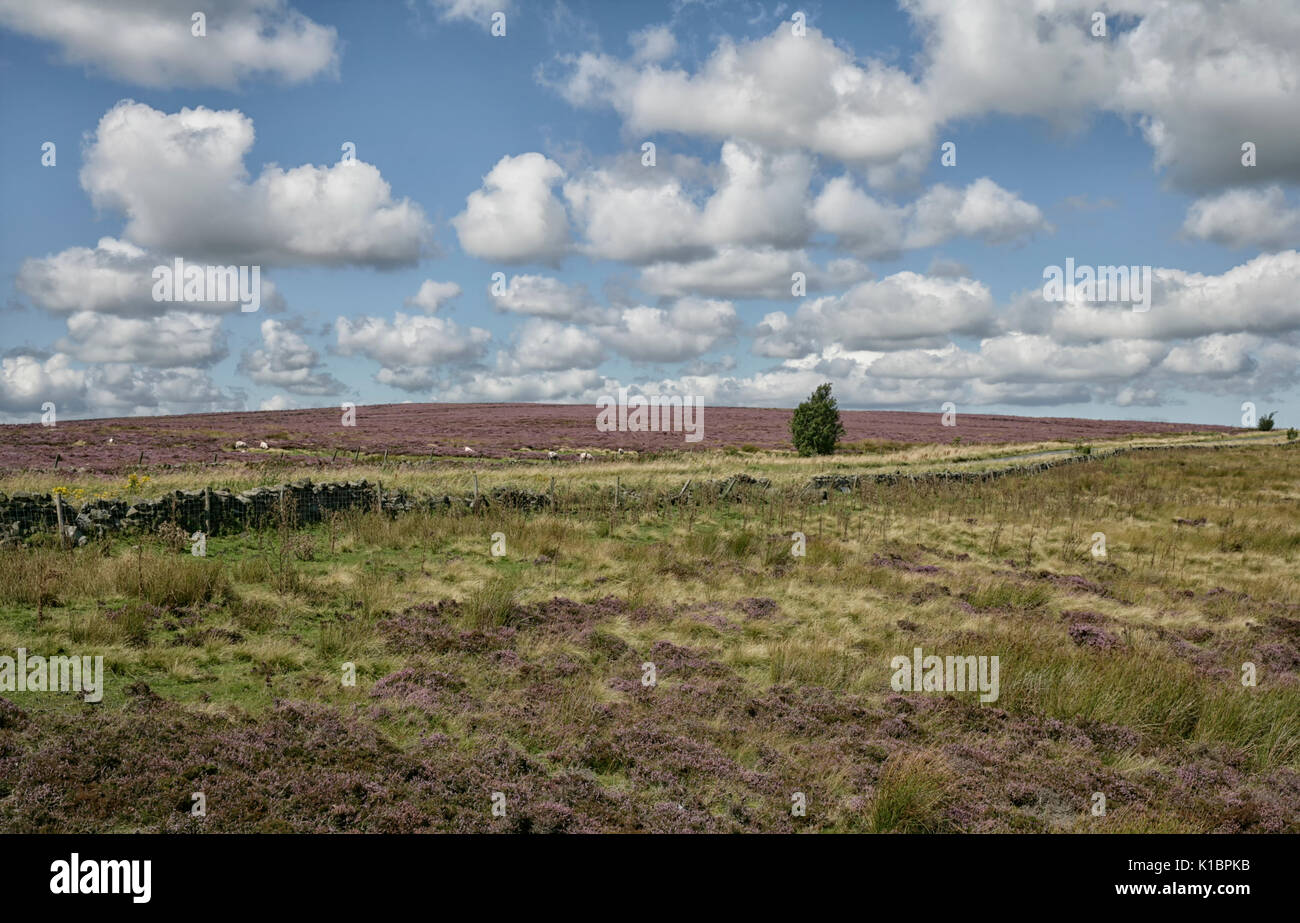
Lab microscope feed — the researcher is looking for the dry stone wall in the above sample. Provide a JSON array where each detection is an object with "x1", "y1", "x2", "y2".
[{"x1": 0, "y1": 442, "x2": 1279, "y2": 547}]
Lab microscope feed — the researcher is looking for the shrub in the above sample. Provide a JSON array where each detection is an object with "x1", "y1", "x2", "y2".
[
  {"x1": 1286, "y1": 428, "x2": 1297, "y2": 442},
  {"x1": 1257, "y1": 411, "x2": 1276, "y2": 431},
  {"x1": 156, "y1": 521, "x2": 190, "y2": 553},
  {"x1": 287, "y1": 533, "x2": 316, "y2": 561},
  {"x1": 791, "y1": 382, "x2": 846, "y2": 456}
]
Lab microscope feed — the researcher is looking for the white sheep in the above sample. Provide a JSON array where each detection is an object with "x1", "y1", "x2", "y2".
[
  {"x1": 234, "y1": 440, "x2": 247, "y2": 449},
  {"x1": 107, "y1": 437, "x2": 114, "y2": 445},
  {"x1": 547, "y1": 451, "x2": 558, "y2": 460},
  {"x1": 578, "y1": 452, "x2": 594, "y2": 461},
  {"x1": 259, "y1": 441, "x2": 269, "y2": 449},
  {"x1": 462, "y1": 446, "x2": 476, "y2": 455}
]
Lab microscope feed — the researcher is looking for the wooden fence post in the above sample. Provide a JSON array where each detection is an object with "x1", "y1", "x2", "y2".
[{"x1": 204, "y1": 486, "x2": 212, "y2": 536}]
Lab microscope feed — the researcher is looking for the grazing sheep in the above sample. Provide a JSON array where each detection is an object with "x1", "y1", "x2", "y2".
[
  {"x1": 578, "y1": 452, "x2": 594, "y2": 461},
  {"x1": 107, "y1": 437, "x2": 113, "y2": 445},
  {"x1": 463, "y1": 446, "x2": 476, "y2": 455},
  {"x1": 547, "y1": 451, "x2": 558, "y2": 460},
  {"x1": 259, "y1": 441, "x2": 269, "y2": 449},
  {"x1": 234, "y1": 440, "x2": 247, "y2": 448}
]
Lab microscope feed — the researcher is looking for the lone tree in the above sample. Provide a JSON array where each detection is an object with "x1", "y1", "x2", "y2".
[
  {"x1": 791, "y1": 382, "x2": 846, "y2": 456},
  {"x1": 1257, "y1": 411, "x2": 1277, "y2": 431}
]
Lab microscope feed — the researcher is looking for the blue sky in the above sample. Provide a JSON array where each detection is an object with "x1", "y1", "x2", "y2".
[{"x1": 1, "y1": 0, "x2": 1297, "y2": 425}]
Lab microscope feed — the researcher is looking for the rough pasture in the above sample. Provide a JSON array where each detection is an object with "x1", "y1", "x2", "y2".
[{"x1": 0, "y1": 443, "x2": 1296, "y2": 833}]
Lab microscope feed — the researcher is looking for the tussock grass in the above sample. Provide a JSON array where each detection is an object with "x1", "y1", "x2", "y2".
[
  {"x1": 768, "y1": 639, "x2": 864, "y2": 690},
  {"x1": 997, "y1": 630, "x2": 1206, "y2": 737},
  {"x1": 991, "y1": 625, "x2": 1300, "y2": 769},
  {"x1": 66, "y1": 604, "x2": 149, "y2": 647},
  {"x1": 966, "y1": 581, "x2": 1052, "y2": 611},
  {"x1": 109, "y1": 552, "x2": 229, "y2": 608},
  {"x1": 0, "y1": 545, "x2": 228, "y2": 609},
  {"x1": 1195, "y1": 686, "x2": 1300, "y2": 770},
  {"x1": 868, "y1": 752, "x2": 958, "y2": 833},
  {"x1": 462, "y1": 574, "x2": 522, "y2": 629}
]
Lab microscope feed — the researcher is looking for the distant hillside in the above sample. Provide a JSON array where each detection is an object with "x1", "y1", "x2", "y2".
[{"x1": 0, "y1": 403, "x2": 1238, "y2": 473}]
